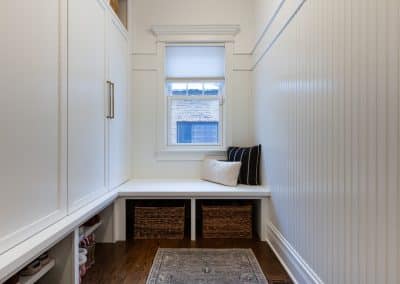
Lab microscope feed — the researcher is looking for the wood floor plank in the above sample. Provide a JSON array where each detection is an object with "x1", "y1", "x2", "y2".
[{"x1": 82, "y1": 239, "x2": 293, "y2": 284}]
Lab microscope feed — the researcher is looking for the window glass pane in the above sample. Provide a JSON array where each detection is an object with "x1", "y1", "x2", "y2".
[
  {"x1": 168, "y1": 99, "x2": 220, "y2": 145},
  {"x1": 204, "y1": 82, "x2": 221, "y2": 96},
  {"x1": 177, "y1": 122, "x2": 218, "y2": 144},
  {"x1": 187, "y1": 83, "x2": 203, "y2": 96},
  {"x1": 166, "y1": 46, "x2": 225, "y2": 78},
  {"x1": 168, "y1": 82, "x2": 187, "y2": 95},
  {"x1": 167, "y1": 81, "x2": 223, "y2": 96}
]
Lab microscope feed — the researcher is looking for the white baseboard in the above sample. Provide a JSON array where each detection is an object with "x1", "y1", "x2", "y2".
[{"x1": 266, "y1": 222, "x2": 323, "y2": 284}]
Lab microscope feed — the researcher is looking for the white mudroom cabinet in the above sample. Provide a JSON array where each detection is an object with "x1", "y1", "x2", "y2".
[
  {"x1": 107, "y1": 15, "x2": 130, "y2": 191},
  {"x1": 67, "y1": 0, "x2": 129, "y2": 212},
  {"x1": 67, "y1": 0, "x2": 109, "y2": 213},
  {"x1": 0, "y1": 0, "x2": 68, "y2": 255},
  {"x1": 0, "y1": 0, "x2": 129, "y2": 255}
]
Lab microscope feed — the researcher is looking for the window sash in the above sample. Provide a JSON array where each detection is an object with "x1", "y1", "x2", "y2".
[
  {"x1": 166, "y1": 95, "x2": 223, "y2": 146},
  {"x1": 166, "y1": 80, "x2": 224, "y2": 97},
  {"x1": 164, "y1": 45, "x2": 225, "y2": 148}
]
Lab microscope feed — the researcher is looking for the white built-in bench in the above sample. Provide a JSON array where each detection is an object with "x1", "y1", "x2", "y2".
[
  {"x1": 117, "y1": 179, "x2": 271, "y2": 241},
  {"x1": 0, "y1": 179, "x2": 270, "y2": 282}
]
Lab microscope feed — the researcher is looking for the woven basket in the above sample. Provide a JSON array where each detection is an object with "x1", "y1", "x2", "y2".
[
  {"x1": 109, "y1": 0, "x2": 119, "y2": 14},
  {"x1": 134, "y1": 206, "x2": 185, "y2": 239},
  {"x1": 202, "y1": 204, "x2": 253, "y2": 239}
]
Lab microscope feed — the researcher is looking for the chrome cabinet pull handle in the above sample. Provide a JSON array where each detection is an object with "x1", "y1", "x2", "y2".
[
  {"x1": 106, "y1": 80, "x2": 113, "y2": 119},
  {"x1": 111, "y1": 82, "x2": 115, "y2": 119}
]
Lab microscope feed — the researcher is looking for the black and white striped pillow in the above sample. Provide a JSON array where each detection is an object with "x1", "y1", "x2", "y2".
[{"x1": 227, "y1": 145, "x2": 261, "y2": 185}]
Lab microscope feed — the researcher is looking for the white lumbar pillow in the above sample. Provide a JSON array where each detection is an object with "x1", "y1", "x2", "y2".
[{"x1": 201, "y1": 159, "x2": 242, "y2": 187}]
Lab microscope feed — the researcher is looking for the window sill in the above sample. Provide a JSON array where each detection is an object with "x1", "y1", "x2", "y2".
[{"x1": 156, "y1": 148, "x2": 227, "y2": 161}]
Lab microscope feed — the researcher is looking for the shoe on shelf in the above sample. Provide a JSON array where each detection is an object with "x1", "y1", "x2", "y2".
[
  {"x1": 38, "y1": 251, "x2": 51, "y2": 266},
  {"x1": 19, "y1": 259, "x2": 41, "y2": 276}
]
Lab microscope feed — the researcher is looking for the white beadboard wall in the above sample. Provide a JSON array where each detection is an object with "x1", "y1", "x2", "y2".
[{"x1": 253, "y1": 0, "x2": 399, "y2": 283}]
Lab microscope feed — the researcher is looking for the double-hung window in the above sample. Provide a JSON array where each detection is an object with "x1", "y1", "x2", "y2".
[{"x1": 165, "y1": 45, "x2": 225, "y2": 148}]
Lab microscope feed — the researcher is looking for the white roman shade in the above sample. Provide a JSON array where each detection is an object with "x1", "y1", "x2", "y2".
[{"x1": 165, "y1": 46, "x2": 225, "y2": 78}]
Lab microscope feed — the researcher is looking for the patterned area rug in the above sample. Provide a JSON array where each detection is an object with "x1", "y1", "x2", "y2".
[{"x1": 146, "y1": 248, "x2": 268, "y2": 284}]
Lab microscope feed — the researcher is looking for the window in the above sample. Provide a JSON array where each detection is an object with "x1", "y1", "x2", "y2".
[{"x1": 165, "y1": 46, "x2": 225, "y2": 147}]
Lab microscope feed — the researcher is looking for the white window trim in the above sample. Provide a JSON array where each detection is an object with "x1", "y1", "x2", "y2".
[{"x1": 155, "y1": 40, "x2": 234, "y2": 161}]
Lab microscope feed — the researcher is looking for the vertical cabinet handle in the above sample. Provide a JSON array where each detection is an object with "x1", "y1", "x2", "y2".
[
  {"x1": 106, "y1": 81, "x2": 115, "y2": 119},
  {"x1": 106, "y1": 81, "x2": 112, "y2": 119},
  {"x1": 111, "y1": 82, "x2": 115, "y2": 119}
]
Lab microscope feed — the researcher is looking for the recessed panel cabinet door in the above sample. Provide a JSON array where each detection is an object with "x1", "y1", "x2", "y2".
[
  {"x1": 0, "y1": 0, "x2": 67, "y2": 254},
  {"x1": 68, "y1": 0, "x2": 107, "y2": 212},
  {"x1": 108, "y1": 18, "x2": 130, "y2": 189}
]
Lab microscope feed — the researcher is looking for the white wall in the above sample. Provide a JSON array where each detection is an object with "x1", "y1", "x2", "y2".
[
  {"x1": 129, "y1": 0, "x2": 255, "y2": 179},
  {"x1": 253, "y1": 0, "x2": 400, "y2": 283},
  {"x1": 129, "y1": 0, "x2": 254, "y2": 54}
]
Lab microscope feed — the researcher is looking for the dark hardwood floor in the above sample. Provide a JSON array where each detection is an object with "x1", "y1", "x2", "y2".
[{"x1": 82, "y1": 238, "x2": 293, "y2": 284}]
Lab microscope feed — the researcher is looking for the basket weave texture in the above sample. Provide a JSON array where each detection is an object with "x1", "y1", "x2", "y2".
[
  {"x1": 109, "y1": 0, "x2": 119, "y2": 14},
  {"x1": 134, "y1": 206, "x2": 185, "y2": 239},
  {"x1": 202, "y1": 205, "x2": 253, "y2": 239}
]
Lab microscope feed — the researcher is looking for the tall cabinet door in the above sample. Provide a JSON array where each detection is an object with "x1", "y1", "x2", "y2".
[
  {"x1": 68, "y1": 0, "x2": 108, "y2": 212},
  {"x1": 0, "y1": 0, "x2": 67, "y2": 254},
  {"x1": 107, "y1": 17, "x2": 129, "y2": 190}
]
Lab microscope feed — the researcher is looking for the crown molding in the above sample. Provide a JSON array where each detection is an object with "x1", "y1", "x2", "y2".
[{"x1": 151, "y1": 25, "x2": 240, "y2": 38}]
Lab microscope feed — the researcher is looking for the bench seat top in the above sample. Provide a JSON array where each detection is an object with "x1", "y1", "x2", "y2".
[{"x1": 118, "y1": 179, "x2": 271, "y2": 198}]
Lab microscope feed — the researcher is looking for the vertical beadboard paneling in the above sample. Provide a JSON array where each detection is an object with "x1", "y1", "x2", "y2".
[
  {"x1": 334, "y1": 0, "x2": 346, "y2": 282},
  {"x1": 303, "y1": 4, "x2": 312, "y2": 267},
  {"x1": 314, "y1": 0, "x2": 322, "y2": 277},
  {"x1": 350, "y1": 0, "x2": 360, "y2": 282},
  {"x1": 398, "y1": 4, "x2": 400, "y2": 277},
  {"x1": 253, "y1": 0, "x2": 400, "y2": 283},
  {"x1": 311, "y1": 0, "x2": 318, "y2": 270},
  {"x1": 366, "y1": 0, "x2": 378, "y2": 282},
  {"x1": 376, "y1": 0, "x2": 388, "y2": 283},
  {"x1": 398, "y1": 3, "x2": 400, "y2": 281},
  {"x1": 343, "y1": 0, "x2": 353, "y2": 282},
  {"x1": 358, "y1": 0, "x2": 368, "y2": 282},
  {"x1": 386, "y1": 1, "x2": 399, "y2": 283}
]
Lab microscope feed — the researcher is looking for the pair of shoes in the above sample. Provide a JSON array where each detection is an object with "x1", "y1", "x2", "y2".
[
  {"x1": 19, "y1": 260, "x2": 41, "y2": 276},
  {"x1": 19, "y1": 252, "x2": 51, "y2": 276},
  {"x1": 38, "y1": 252, "x2": 51, "y2": 266}
]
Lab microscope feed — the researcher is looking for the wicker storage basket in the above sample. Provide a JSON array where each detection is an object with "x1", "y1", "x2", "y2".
[
  {"x1": 134, "y1": 206, "x2": 185, "y2": 239},
  {"x1": 202, "y1": 204, "x2": 253, "y2": 239},
  {"x1": 109, "y1": 0, "x2": 119, "y2": 14}
]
